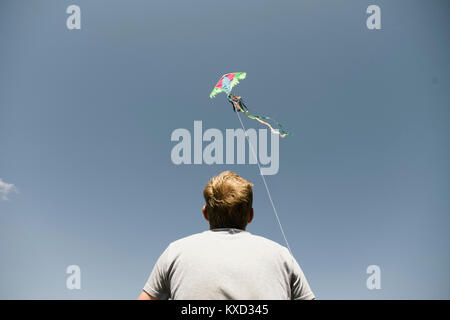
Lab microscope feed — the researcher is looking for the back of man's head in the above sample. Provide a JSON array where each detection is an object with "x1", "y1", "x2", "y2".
[{"x1": 203, "y1": 171, "x2": 253, "y2": 230}]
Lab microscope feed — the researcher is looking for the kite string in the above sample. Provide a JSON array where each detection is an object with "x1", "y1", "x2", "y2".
[{"x1": 234, "y1": 109, "x2": 293, "y2": 257}]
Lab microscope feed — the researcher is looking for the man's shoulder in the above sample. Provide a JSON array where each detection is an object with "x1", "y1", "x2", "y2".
[
  {"x1": 250, "y1": 233, "x2": 288, "y2": 248},
  {"x1": 248, "y1": 233, "x2": 292, "y2": 256},
  {"x1": 167, "y1": 231, "x2": 206, "y2": 248}
]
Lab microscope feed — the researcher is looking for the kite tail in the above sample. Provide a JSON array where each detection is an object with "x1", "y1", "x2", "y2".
[{"x1": 228, "y1": 94, "x2": 291, "y2": 138}]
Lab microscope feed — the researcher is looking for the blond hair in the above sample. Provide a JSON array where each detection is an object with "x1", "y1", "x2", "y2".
[{"x1": 203, "y1": 171, "x2": 253, "y2": 230}]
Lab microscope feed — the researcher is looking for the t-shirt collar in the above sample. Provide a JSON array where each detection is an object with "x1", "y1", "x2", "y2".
[{"x1": 209, "y1": 228, "x2": 248, "y2": 234}]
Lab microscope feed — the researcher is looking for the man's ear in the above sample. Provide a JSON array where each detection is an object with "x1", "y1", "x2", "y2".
[
  {"x1": 202, "y1": 205, "x2": 209, "y2": 222},
  {"x1": 248, "y1": 208, "x2": 254, "y2": 224}
]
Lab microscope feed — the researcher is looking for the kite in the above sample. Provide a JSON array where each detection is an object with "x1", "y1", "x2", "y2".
[
  {"x1": 209, "y1": 72, "x2": 291, "y2": 138},
  {"x1": 209, "y1": 72, "x2": 293, "y2": 255}
]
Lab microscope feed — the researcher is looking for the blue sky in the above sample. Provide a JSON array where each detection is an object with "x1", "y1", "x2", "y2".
[{"x1": 0, "y1": 0, "x2": 449, "y2": 299}]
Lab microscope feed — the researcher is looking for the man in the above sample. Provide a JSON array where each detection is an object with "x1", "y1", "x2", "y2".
[{"x1": 138, "y1": 171, "x2": 315, "y2": 300}]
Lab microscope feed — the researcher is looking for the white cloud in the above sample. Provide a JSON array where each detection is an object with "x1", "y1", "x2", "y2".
[{"x1": 0, "y1": 178, "x2": 18, "y2": 201}]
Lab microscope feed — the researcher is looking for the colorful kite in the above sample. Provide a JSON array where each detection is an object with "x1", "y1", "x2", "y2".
[{"x1": 209, "y1": 72, "x2": 291, "y2": 138}]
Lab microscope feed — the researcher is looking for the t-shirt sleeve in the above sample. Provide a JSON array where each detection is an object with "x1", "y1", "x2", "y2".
[
  {"x1": 143, "y1": 245, "x2": 171, "y2": 300},
  {"x1": 290, "y1": 254, "x2": 315, "y2": 300}
]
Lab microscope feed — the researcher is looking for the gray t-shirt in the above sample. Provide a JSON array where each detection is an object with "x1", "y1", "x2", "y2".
[{"x1": 143, "y1": 228, "x2": 315, "y2": 300}]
